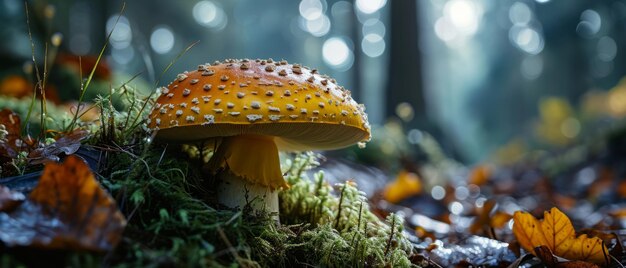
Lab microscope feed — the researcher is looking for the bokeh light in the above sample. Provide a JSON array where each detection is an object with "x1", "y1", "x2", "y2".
[
  {"x1": 322, "y1": 37, "x2": 354, "y2": 70},
  {"x1": 106, "y1": 14, "x2": 132, "y2": 49},
  {"x1": 434, "y1": 0, "x2": 483, "y2": 44},
  {"x1": 509, "y1": 26, "x2": 544, "y2": 54},
  {"x1": 520, "y1": 55, "x2": 544, "y2": 80},
  {"x1": 304, "y1": 14, "x2": 331, "y2": 37},
  {"x1": 362, "y1": 33, "x2": 385, "y2": 57},
  {"x1": 111, "y1": 46, "x2": 135, "y2": 65},
  {"x1": 150, "y1": 26, "x2": 175, "y2": 54},
  {"x1": 576, "y1": 9, "x2": 601, "y2": 38},
  {"x1": 509, "y1": 2, "x2": 532, "y2": 26},
  {"x1": 443, "y1": 0, "x2": 481, "y2": 36},
  {"x1": 355, "y1": 0, "x2": 386, "y2": 14},
  {"x1": 299, "y1": 0, "x2": 324, "y2": 20},
  {"x1": 193, "y1": 1, "x2": 227, "y2": 30},
  {"x1": 431, "y1": 186, "x2": 446, "y2": 200},
  {"x1": 597, "y1": 36, "x2": 617, "y2": 62}
]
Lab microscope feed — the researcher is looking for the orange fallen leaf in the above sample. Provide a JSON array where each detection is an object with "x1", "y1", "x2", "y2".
[
  {"x1": 468, "y1": 165, "x2": 491, "y2": 186},
  {"x1": 513, "y1": 207, "x2": 609, "y2": 265},
  {"x1": 0, "y1": 75, "x2": 31, "y2": 99},
  {"x1": 0, "y1": 155, "x2": 126, "y2": 251},
  {"x1": 490, "y1": 211, "x2": 512, "y2": 229},
  {"x1": 382, "y1": 170, "x2": 422, "y2": 203}
]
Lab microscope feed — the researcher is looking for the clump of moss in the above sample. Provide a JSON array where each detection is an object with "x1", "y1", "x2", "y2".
[
  {"x1": 280, "y1": 152, "x2": 414, "y2": 267},
  {"x1": 98, "y1": 144, "x2": 415, "y2": 267}
]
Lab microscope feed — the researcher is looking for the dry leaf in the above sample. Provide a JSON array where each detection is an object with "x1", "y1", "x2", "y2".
[
  {"x1": 513, "y1": 207, "x2": 609, "y2": 265},
  {"x1": 28, "y1": 129, "x2": 90, "y2": 165},
  {"x1": 468, "y1": 165, "x2": 491, "y2": 186},
  {"x1": 535, "y1": 245, "x2": 600, "y2": 268},
  {"x1": 469, "y1": 199, "x2": 496, "y2": 235},
  {"x1": 383, "y1": 170, "x2": 422, "y2": 203},
  {"x1": 0, "y1": 155, "x2": 126, "y2": 251},
  {"x1": 0, "y1": 75, "x2": 31, "y2": 99},
  {"x1": 555, "y1": 234, "x2": 607, "y2": 266},
  {"x1": 490, "y1": 211, "x2": 512, "y2": 229},
  {"x1": 535, "y1": 245, "x2": 559, "y2": 267},
  {"x1": 556, "y1": 261, "x2": 600, "y2": 268},
  {"x1": 0, "y1": 109, "x2": 22, "y2": 158}
]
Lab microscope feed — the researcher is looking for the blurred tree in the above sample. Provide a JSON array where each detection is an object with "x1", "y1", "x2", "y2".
[{"x1": 385, "y1": 0, "x2": 425, "y2": 125}]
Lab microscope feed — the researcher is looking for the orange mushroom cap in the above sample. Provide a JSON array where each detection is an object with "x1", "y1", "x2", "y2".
[{"x1": 147, "y1": 59, "x2": 370, "y2": 151}]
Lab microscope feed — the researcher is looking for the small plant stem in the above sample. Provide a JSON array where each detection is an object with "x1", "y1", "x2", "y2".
[
  {"x1": 334, "y1": 183, "x2": 348, "y2": 229},
  {"x1": 384, "y1": 214, "x2": 396, "y2": 257}
]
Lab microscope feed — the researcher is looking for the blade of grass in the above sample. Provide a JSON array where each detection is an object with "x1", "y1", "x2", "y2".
[
  {"x1": 23, "y1": 2, "x2": 42, "y2": 135},
  {"x1": 39, "y1": 43, "x2": 49, "y2": 138},
  {"x1": 76, "y1": 72, "x2": 143, "y2": 121},
  {"x1": 125, "y1": 41, "x2": 199, "y2": 137},
  {"x1": 155, "y1": 40, "x2": 199, "y2": 88},
  {"x1": 67, "y1": 2, "x2": 126, "y2": 132}
]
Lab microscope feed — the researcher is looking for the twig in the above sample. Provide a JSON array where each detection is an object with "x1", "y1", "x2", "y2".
[{"x1": 217, "y1": 227, "x2": 245, "y2": 267}]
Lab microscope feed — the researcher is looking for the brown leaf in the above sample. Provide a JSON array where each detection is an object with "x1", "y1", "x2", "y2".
[
  {"x1": 469, "y1": 199, "x2": 496, "y2": 235},
  {"x1": 512, "y1": 207, "x2": 609, "y2": 265},
  {"x1": 555, "y1": 261, "x2": 600, "y2": 268},
  {"x1": 0, "y1": 109, "x2": 22, "y2": 157},
  {"x1": 535, "y1": 245, "x2": 558, "y2": 267},
  {"x1": 0, "y1": 155, "x2": 126, "y2": 251},
  {"x1": 28, "y1": 129, "x2": 90, "y2": 165}
]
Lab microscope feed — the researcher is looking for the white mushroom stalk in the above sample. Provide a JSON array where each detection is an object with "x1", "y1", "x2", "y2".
[{"x1": 208, "y1": 134, "x2": 285, "y2": 214}]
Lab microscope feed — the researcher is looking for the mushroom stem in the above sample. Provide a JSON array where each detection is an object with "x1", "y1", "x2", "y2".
[
  {"x1": 217, "y1": 171, "x2": 279, "y2": 215},
  {"x1": 208, "y1": 134, "x2": 287, "y2": 216}
]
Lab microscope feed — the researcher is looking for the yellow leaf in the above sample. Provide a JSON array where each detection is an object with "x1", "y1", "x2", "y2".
[
  {"x1": 512, "y1": 211, "x2": 547, "y2": 253},
  {"x1": 557, "y1": 234, "x2": 608, "y2": 266},
  {"x1": 512, "y1": 207, "x2": 609, "y2": 265},
  {"x1": 541, "y1": 207, "x2": 576, "y2": 252},
  {"x1": 382, "y1": 170, "x2": 422, "y2": 203}
]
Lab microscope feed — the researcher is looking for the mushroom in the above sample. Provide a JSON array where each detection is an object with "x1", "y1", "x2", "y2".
[{"x1": 147, "y1": 59, "x2": 371, "y2": 215}]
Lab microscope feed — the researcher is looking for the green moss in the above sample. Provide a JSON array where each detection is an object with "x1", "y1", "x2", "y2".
[{"x1": 97, "y1": 145, "x2": 415, "y2": 267}]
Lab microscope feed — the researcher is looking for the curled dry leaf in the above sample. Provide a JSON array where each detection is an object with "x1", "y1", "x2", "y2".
[
  {"x1": 28, "y1": 129, "x2": 90, "y2": 165},
  {"x1": 0, "y1": 155, "x2": 126, "y2": 251},
  {"x1": 512, "y1": 207, "x2": 609, "y2": 265}
]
